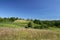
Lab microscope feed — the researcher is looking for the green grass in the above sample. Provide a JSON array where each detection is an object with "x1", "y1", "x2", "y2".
[
  {"x1": 0, "y1": 23, "x2": 20, "y2": 28},
  {"x1": 0, "y1": 20, "x2": 60, "y2": 40},
  {"x1": 0, "y1": 20, "x2": 28, "y2": 28}
]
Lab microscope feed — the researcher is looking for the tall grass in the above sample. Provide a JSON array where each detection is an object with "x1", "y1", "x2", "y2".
[
  {"x1": 0, "y1": 20, "x2": 60, "y2": 40},
  {"x1": 0, "y1": 28, "x2": 59, "y2": 40}
]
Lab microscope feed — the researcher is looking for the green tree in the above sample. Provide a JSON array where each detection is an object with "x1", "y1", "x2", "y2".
[{"x1": 33, "y1": 19, "x2": 41, "y2": 24}]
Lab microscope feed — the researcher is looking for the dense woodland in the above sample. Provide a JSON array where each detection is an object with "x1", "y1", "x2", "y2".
[{"x1": 0, "y1": 17, "x2": 60, "y2": 29}]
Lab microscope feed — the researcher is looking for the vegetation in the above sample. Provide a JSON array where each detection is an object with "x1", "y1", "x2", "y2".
[
  {"x1": 0, "y1": 17, "x2": 60, "y2": 29},
  {"x1": 0, "y1": 27, "x2": 59, "y2": 40},
  {"x1": 27, "y1": 22, "x2": 33, "y2": 28},
  {"x1": 0, "y1": 17, "x2": 60, "y2": 40}
]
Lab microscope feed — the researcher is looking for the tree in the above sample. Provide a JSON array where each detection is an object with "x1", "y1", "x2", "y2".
[
  {"x1": 33, "y1": 19, "x2": 41, "y2": 24},
  {"x1": 9, "y1": 17, "x2": 18, "y2": 22}
]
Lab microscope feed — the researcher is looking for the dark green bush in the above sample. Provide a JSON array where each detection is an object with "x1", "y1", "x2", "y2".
[
  {"x1": 25, "y1": 26, "x2": 28, "y2": 28},
  {"x1": 27, "y1": 22, "x2": 33, "y2": 28}
]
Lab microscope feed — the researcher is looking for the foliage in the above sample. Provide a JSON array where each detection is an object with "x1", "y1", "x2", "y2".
[
  {"x1": 27, "y1": 22, "x2": 33, "y2": 28},
  {"x1": 0, "y1": 17, "x2": 60, "y2": 29},
  {"x1": 33, "y1": 19, "x2": 60, "y2": 28},
  {"x1": 34, "y1": 25, "x2": 41, "y2": 29},
  {"x1": 33, "y1": 19, "x2": 41, "y2": 24}
]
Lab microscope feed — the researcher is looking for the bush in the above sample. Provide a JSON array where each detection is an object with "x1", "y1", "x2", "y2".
[
  {"x1": 25, "y1": 26, "x2": 28, "y2": 28},
  {"x1": 27, "y1": 22, "x2": 33, "y2": 28}
]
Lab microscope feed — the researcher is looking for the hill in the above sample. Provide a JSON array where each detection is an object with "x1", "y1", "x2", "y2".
[{"x1": 0, "y1": 17, "x2": 60, "y2": 40}]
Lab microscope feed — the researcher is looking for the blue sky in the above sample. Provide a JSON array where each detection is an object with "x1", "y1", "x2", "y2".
[{"x1": 0, "y1": 0, "x2": 60, "y2": 20}]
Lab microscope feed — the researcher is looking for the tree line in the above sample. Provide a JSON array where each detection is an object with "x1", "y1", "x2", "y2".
[
  {"x1": 27, "y1": 19, "x2": 60, "y2": 29},
  {"x1": 0, "y1": 17, "x2": 22, "y2": 22}
]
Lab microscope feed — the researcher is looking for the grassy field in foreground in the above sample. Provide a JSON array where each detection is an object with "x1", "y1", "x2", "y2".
[
  {"x1": 0, "y1": 20, "x2": 60, "y2": 40},
  {"x1": 0, "y1": 27, "x2": 59, "y2": 40}
]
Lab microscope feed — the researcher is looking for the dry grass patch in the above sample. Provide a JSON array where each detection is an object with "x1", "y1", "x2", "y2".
[
  {"x1": 14, "y1": 20, "x2": 29, "y2": 23},
  {"x1": 0, "y1": 27, "x2": 59, "y2": 40}
]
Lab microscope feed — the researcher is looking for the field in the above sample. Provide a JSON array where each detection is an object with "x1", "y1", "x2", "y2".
[
  {"x1": 0, "y1": 20, "x2": 29, "y2": 28},
  {"x1": 0, "y1": 27, "x2": 60, "y2": 40},
  {"x1": 0, "y1": 20, "x2": 60, "y2": 40}
]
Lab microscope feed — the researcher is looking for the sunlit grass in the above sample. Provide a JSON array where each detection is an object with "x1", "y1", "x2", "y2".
[
  {"x1": 0, "y1": 20, "x2": 60, "y2": 40},
  {"x1": 0, "y1": 27, "x2": 59, "y2": 40}
]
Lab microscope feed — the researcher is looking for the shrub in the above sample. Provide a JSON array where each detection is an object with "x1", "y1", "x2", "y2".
[
  {"x1": 27, "y1": 22, "x2": 33, "y2": 28},
  {"x1": 25, "y1": 26, "x2": 28, "y2": 28}
]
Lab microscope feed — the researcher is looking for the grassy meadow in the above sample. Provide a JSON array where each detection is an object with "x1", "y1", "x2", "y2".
[
  {"x1": 0, "y1": 18, "x2": 60, "y2": 40},
  {"x1": 0, "y1": 27, "x2": 60, "y2": 40},
  {"x1": 0, "y1": 20, "x2": 28, "y2": 28}
]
